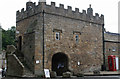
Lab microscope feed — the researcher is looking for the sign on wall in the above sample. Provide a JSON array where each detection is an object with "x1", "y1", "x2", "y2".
[{"x1": 44, "y1": 69, "x2": 50, "y2": 78}]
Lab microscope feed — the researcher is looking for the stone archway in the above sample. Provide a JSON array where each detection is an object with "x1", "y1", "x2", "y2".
[{"x1": 52, "y1": 53, "x2": 68, "y2": 76}]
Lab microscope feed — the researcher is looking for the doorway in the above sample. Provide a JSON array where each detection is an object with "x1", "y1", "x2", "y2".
[{"x1": 52, "y1": 53, "x2": 68, "y2": 76}]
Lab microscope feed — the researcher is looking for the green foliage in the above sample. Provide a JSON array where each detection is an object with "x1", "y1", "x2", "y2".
[{"x1": 2, "y1": 26, "x2": 16, "y2": 50}]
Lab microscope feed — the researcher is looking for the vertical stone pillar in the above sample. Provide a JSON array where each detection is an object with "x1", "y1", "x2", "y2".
[
  {"x1": 39, "y1": 0, "x2": 46, "y2": 2},
  {"x1": 87, "y1": 4, "x2": 93, "y2": 18}
]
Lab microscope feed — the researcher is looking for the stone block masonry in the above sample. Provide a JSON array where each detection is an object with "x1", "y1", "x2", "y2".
[
  {"x1": 15, "y1": 1, "x2": 104, "y2": 76},
  {"x1": 16, "y1": 2, "x2": 104, "y2": 25}
]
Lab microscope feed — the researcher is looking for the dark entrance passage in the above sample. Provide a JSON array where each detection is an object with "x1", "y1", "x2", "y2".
[{"x1": 52, "y1": 53, "x2": 68, "y2": 76}]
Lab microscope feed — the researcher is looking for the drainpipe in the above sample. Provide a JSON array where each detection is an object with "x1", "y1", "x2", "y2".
[
  {"x1": 102, "y1": 24, "x2": 106, "y2": 71},
  {"x1": 42, "y1": 10, "x2": 45, "y2": 70}
]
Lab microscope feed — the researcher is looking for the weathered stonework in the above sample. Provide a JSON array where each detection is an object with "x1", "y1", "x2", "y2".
[
  {"x1": 15, "y1": 1, "x2": 104, "y2": 76},
  {"x1": 7, "y1": 54, "x2": 24, "y2": 77},
  {"x1": 104, "y1": 32, "x2": 120, "y2": 70}
]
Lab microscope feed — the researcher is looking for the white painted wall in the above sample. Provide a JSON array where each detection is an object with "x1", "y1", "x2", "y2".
[{"x1": 116, "y1": 57, "x2": 119, "y2": 70}]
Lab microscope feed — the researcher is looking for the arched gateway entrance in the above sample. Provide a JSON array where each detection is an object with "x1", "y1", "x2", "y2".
[{"x1": 52, "y1": 53, "x2": 68, "y2": 76}]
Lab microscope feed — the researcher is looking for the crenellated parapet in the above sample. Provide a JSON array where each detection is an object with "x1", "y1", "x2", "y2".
[{"x1": 16, "y1": 1, "x2": 104, "y2": 25}]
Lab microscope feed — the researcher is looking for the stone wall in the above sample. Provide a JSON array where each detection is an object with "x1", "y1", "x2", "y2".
[
  {"x1": 42, "y1": 12, "x2": 103, "y2": 74},
  {"x1": 34, "y1": 13, "x2": 44, "y2": 75},
  {"x1": 104, "y1": 32, "x2": 120, "y2": 70},
  {"x1": 16, "y1": 14, "x2": 38, "y2": 72},
  {"x1": 16, "y1": 2, "x2": 104, "y2": 25},
  {"x1": 7, "y1": 54, "x2": 24, "y2": 77},
  {"x1": 104, "y1": 32, "x2": 119, "y2": 41},
  {"x1": 23, "y1": 32, "x2": 35, "y2": 72},
  {"x1": 16, "y1": 1, "x2": 104, "y2": 76}
]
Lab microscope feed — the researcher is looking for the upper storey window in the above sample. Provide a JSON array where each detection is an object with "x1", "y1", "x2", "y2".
[
  {"x1": 55, "y1": 32, "x2": 60, "y2": 40},
  {"x1": 73, "y1": 31, "x2": 81, "y2": 43},
  {"x1": 53, "y1": 29, "x2": 62, "y2": 40},
  {"x1": 75, "y1": 35, "x2": 79, "y2": 42}
]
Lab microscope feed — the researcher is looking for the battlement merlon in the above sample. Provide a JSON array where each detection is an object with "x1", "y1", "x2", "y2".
[{"x1": 16, "y1": 1, "x2": 104, "y2": 25}]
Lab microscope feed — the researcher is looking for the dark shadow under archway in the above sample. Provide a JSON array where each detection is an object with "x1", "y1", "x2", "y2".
[{"x1": 52, "y1": 53, "x2": 68, "y2": 76}]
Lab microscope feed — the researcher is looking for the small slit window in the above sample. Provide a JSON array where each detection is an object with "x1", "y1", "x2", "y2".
[
  {"x1": 73, "y1": 31, "x2": 81, "y2": 43},
  {"x1": 55, "y1": 32, "x2": 60, "y2": 40},
  {"x1": 75, "y1": 35, "x2": 79, "y2": 42}
]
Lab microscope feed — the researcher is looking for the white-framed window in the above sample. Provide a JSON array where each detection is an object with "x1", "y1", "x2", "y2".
[
  {"x1": 73, "y1": 31, "x2": 81, "y2": 43},
  {"x1": 75, "y1": 35, "x2": 79, "y2": 42},
  {"x1": 55, "y1": 32, "x2": 60, "y2": 40}
]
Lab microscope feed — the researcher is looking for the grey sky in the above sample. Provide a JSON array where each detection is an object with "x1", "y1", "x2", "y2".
[{"x1": 0, "y1": 0, "x2": 119, "y2": 33}]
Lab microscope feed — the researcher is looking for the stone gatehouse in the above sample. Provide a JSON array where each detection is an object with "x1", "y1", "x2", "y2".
[{"x1": 6, "y1": 1, "x2": 119, "y2": 77}]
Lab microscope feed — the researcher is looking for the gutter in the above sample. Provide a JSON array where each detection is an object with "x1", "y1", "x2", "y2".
[
  {"x1": 42, "y1": 10, "x2": 45, "y2": 70},
  {"x1": 102, "y1": 24, "x2": 106, "y2": 70}
]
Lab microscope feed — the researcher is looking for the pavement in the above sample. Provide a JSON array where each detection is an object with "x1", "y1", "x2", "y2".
[
  {"x1": 1, "y1": 76, "x2": 120, "y2": 79},
  {"x1": 0, "y1": 71, "x2": 1, "y2": 78},
  {"x1": 1, "y1": 71, "x2": 120, "y2": 79},
  {"x1": 84, "y1": 71, "x2": 120, "y2": 76}
]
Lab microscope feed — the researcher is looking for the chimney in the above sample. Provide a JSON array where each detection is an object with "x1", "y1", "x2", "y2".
[
  {"x1": 87, "y1": 4, "x2": 93, "y2": 17},
  {"x1": 39, "y1": 0, "x2": 46, "y2": 2}
]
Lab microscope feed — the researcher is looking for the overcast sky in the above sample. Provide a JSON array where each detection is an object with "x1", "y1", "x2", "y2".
[{"x1": 0, "y1": 0, "x2": 119, "y2": 33}]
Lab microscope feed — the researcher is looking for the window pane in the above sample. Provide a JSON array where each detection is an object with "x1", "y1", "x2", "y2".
[
  {"x1": 56, "y1": 32, "x2": 60, "y2": 40},
  {"x1": 75, "y1": 35, "x2": 79, "y2": 42}
]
